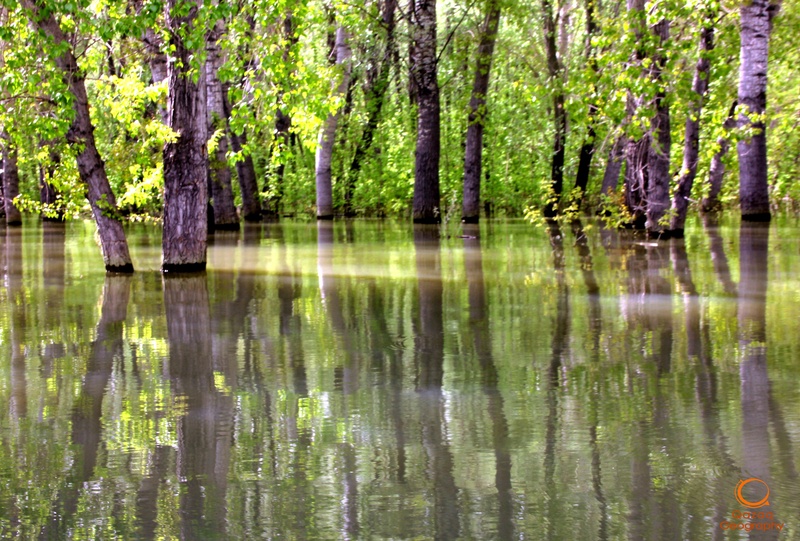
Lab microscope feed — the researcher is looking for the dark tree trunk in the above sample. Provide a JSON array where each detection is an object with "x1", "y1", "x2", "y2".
[
  {"x1": 206, "y1": 23, "x2": 240, "y2": 230},
  {"x1": 264, "y1": 14, "x2": 299, "y2": 219},
  {"x1": 573, "y1": 0, "x2": 600, "y2": 203},
  {"x1": 461, "y1": 0, "x2": 501, "y2": 223},
  {"x1": 2, "y1": 143, "x2": 21, "y2": 225},
  {"x1": 222, "y1": 90, "x2": 261, "y2": 221},
  {"x1": 670, "y1": 22, "x2": 714, "y2": 234},
  {"x1": 645, "y1": 20, "x2": 671, "y2": 237},
  {"x1": 411, "y1": 0, "x2": 441, "y2": 223},
  {"x1": 737, "y1": 0, "x2": 774, "y2": 221},
  {"x1": 40, "y1": 146, "x2": 64, "y2": 221},
  {"x1": 345, "y1": 0, "x2": 397, "y2": 217},
  {"x1": 20, "y1": 0, "x2": 134, "y2": 272},
  {"x1": 162, "y1": 0, "x2": 208, "y2": 272},
  {"x1": 600, "y1": 136, "x2": 625, "y2": 196},
  {"x1": 701, "y1": 102, "x2": 737, "y2": 213},
  {"x1": 316, "y1": 27, "x2": 352, "y2": 220},
  {"x1": 542, "y1": 0, "x2": 565, "y2": 218}
]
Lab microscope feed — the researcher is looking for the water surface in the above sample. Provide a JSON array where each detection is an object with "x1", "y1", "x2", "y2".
[{"x1": 1, "y1": 217, "x2": 799, "y2": 539}]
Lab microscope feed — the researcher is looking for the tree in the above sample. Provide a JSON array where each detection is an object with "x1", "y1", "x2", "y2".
[
  {"x1": 2, "y1": 142, "x2": 21, "y2": 225},
  {"x1": 462, "y1": 0, "x2": 501, "y2": 223},
  {"x1": 737, "y1": 0, "x2": 780, "y2": 221},
  {"x1": 19, "y1": 0, "x2": 134, "y2": 272},
  {"x1": 315, "y1": 26, "x2": 352, "y2": 220},
  {"x1": 542, "y1": 0, "x2": 566, "y2": 218},
  {"x1": 410, "y1": 0, "x2": 441, "y2": 223},
  {"x1": 161, "y1": 0, "x2": 208, "y2": 272}
]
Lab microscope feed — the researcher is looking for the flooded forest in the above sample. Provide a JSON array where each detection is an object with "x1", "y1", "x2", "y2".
[{"x1": 1, "y1": 0, "x2": 799, "y2": 538}]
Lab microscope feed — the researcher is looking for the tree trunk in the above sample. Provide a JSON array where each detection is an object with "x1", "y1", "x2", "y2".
[
  {"x1": 737, "y1": 0, "x2": 773, "y2": 221},
  {"x1": 701, "y1": 102, "x2": 737, "y2": 213},
  {"x1": 162, "y1": 0, "x2": 208, "y2": 272},
  {"x1": 2, "y1": 143, "x2": 21, "y2": 225},
  {"x1": 315, "y1": 26, "x2": 352, "y2": 220},
  {"x1": 222, "y1": 90, "x2": 261, "y2": 222},
  {"x1": 670, "y1": 23, "x2": 714, "y2": 234},
  {"x1": 345, "y1": 0, "x2": 397, "y2": 217},
  {"x1": 461, "y1": 0, "x2": 501, "y2": 223},
  {"x1": 411, "y1": 0, "x2": 441, "y2": 223},
  {"x1": 573, "y1": 0, "x2": 600, "y2": 202},
  {"x1": 542, "y1": 0, "x2": 565, "y2": 218},
  {"x1": 206, "y1": 24, "x2": 240, "y2": 230},
  {"x1": 600, "y1": 135, "x2": 625, "y2": 196},
  {"x1": 40, "y1": 147, "x2": 64, "y2": 222},
  {"x1": 20, "y1": 0, "x2": 133, "y2": 272},
  {"x1": 645, "y1": 20, "x2": 671, "y2": 237}
]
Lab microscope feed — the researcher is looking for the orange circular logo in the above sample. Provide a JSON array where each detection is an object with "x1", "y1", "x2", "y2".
[{"x1": 735, "y1": 478, "x2": 770, "y2": 508}]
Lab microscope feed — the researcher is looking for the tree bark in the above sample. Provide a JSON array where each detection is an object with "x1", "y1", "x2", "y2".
[
  {"x1": 162, "y1": 0, "x2": 208, "y2": 272},
  {"x1": 461, "y1": 0, "x2": 501, "y2": 223},
  {"x1": 737, "y1": 0, "x2": 774, "y2": 221},
  {"x1": 206, "y1": 23, "x2": 240, "y2": 230},
  {"x1": 345, "y1": 0, "x2": 397, "y2": 217},
  {"x1": 20, "y1": 0, "x2": 133, "y2": 272},
  {"x1": 645, "y1": 19, "x2": 671, "y2": 237},
  {"x1": 701, "y1": 102, "x2": 737, "y2": 213},
  {"x1": 315, "y1": 26, "x2": 352, "y2": 219},
  {"x1": 542, "y1": 0, "x2": 566, "y2": 218},
  {"x1": 40, "y1": 145, "x2": 64, "y2": 221},
  {"x1": 222, "y1": 90, "x2": 261, "y2": 221},
  {"x1": 411, "y1": 0, "x2": 441, "y2": 223},
  {"x1": 670, "y1": 22, "x2": 714, "y2": 234},
  {"x1": 600, "y1": 135, "x2": 625, "y2": 196},
  {"x1": 573, "y1": 0, "x2": 600, "y2": 203},
  {"x1": 2, "y1": 143, "x2": 21, "y2": 225}
]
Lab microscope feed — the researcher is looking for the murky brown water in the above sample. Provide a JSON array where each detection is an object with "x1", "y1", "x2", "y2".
[{"x1": 0, "y1": 216, "x2": 798, "y2": 539}]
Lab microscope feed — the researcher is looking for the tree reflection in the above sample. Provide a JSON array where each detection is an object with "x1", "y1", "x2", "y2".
[
  {"x1": 5, "y1": 227, "x2": 26, "y2": 420},
  {"x1": 463, "y1": 223, "x2": 513, "y2": 540},
  {"x1": 163, "y1": 274, "x2": 228, "y2": 540},
  {"x1": 737, "y1": 222, "x2": 778, "y2": 540},
  {"x1": 40, "y1": 275, "x2": 131, "y2": 539},
  {"x1": 413, "y1": 224, "x2": 460, "y2": 540}
]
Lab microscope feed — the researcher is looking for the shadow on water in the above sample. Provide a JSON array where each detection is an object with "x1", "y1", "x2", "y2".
[{"x1": 413, "y1": 224, "x2": 460, "y2": 540}]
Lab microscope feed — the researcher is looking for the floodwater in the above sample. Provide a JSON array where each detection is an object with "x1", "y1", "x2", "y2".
[{"x1": 0, "y1": 216, "x2": 799, "y2": 540}]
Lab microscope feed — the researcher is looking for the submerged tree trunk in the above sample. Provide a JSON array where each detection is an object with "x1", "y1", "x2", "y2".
[
  {"x1": 542, "y1": 0, "x2": 565, "y2": 218},
  {"x1": 315, "y1": 26, "x2": 352, "y2": 219},
  {"x1": 345, "y1": 0, "x2": 397, "y2": 217},
  {"x1": 574, "y1": 0, "x2": 600, "y2": 203},
  {"x1": 206, "y1": 23, "x2": 240, "y2": 230},
  {"x1": 411, "y1": 0, "x2": 441, "y2": 223},
  {"x1": 461, "y1": 0, "x2": 501, "y2": 223},
  {"x1": 600, "y1": 136, "x2": 625, "y2": 196},
  {"x1": 20, "y1": 0, "x2": 133, "y2": 272},
  {"x1": 222, "y1": 90, "x2": 261, "y2": 222},
  {"x1": 737, "y1": 0, "x2": 775, "y2": 221},
  {"x1": 162, "y1": 0, "x2": 208, "y2": 272},
  {"x1": 670, "y1": 22, "x2": 714, "y2": 234},
  {"x1": 40, "y1": 147, "x2": 64, "y2": 221},
  {"x1": 702, "y1": 102, "x2": 737, "y2": 213},
  {"x1": 2, "y1": 143, "x2": 21, "y2": 225},
  {"x1": 645, "y1": 19, "x2": 671, "y2": 237}
]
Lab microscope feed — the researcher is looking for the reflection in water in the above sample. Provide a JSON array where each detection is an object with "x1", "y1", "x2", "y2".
[
  {"x1": 737, "y1": 223, "x2": 777, "y2": 540},
  {"x1": 41, "y1": 275, "x2": 131, "y2": 539},
  {"x1": 1, "y1": 220, "x2": 800, "y2": 539},
  {"x1": 413, "y1": 225, "x2": 460, "y2": 540},
  {"x1": 163, "y1": 275, "x2": 228, "y2": 540},
  {"x1": 463, "y1": 223, "x2": 513, "y2": 540}
]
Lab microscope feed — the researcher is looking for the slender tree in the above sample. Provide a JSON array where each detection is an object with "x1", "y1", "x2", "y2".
[
  {"x1": 410, "y1": 0, "x2": 441, "y2": 223},
  {"x1": 702, "y1": 102, "x2": 737, "y2": 212},
  {"x1": 19, "y1": 0, "x2": 134, "y2": 272},
  {"x1": 161, "y1": 0, "x2": 208, "y2": 272},
  {"x1": 645, "y1": 19, "x2": 671, "y2": 237},
  {"x1": 316, "y1": 26, "x2": 352, "y2": 219},
  {"x1": 574, "y1": 0, "x2": 600, "y2": 203},
  {"x1": 542, "y1": 0, "x2": 566, "y2": 218},
  {"x1": 462, "y1": 0, "x2": 501, "y2": 223},
  {"x1": 670, "y1": 17, "x2": 715, "y2": 234},
  {"x1": 2, "y1": 143, "x2": 21, "y2": 225},
  {"x1": 206, "y1": 20, "x2": 240, "y2": 230}
]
